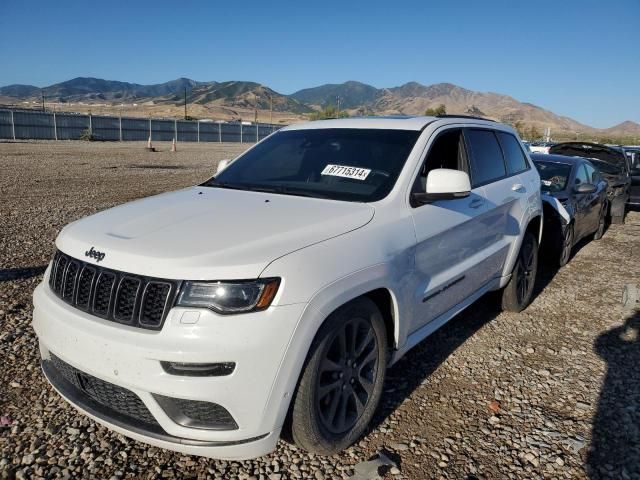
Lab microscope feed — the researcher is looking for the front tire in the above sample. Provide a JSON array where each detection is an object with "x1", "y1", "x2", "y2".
[
  {"x1": 558, "y1": 224, "x2": 574, "y2": 267},
  {"x1": 290, "y1": 297, "x2": 388, "y2": 455},
  {"x1": 500, "y1": 231, "x2": 538, "y2": 312}
]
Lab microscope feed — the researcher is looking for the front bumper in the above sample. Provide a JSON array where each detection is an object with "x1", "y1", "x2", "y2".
[{"x1": 32, "y1": 281, "x2": 307, "y2": 459}]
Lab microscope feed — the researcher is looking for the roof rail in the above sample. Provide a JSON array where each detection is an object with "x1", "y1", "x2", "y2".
[{"x1": 435, "y1": 114, "x2": 495, "y2": 122}]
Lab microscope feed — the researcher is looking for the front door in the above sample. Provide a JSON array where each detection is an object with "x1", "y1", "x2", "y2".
[
  {"x1": 573, "y1": 163, "x2": 595, "y2": 239},
  {"x1": 409, "y1": 127, "x2": 492, "y2": 334}
]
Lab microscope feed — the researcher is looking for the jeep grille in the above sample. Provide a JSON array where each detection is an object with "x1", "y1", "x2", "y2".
[{"x1": 49, "y1": 250, "x2": 179, "y2": 330}]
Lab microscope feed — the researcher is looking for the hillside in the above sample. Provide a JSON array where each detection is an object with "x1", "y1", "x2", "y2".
[
  {"x1": 1, "y1": 77, "x2": 638, "y2": 139},
  {"x1": 291, "y1": 81, "x2": 380, "y2": 109}
]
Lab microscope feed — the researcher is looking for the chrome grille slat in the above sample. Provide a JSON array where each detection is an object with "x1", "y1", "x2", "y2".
[{"x1": 48, "y1": 250, "x2": 178, "y2": 331}]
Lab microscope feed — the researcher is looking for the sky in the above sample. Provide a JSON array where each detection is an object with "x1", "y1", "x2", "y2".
[{"x1": 0, "y1": 0, "x2": 638, "y2": 128}]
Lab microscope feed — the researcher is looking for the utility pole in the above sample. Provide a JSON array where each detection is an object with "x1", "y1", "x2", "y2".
[
  {"x1": 41, "y1": 91, "x2": 45, "y2": 112},
  {"x1": 254, "y1": 109, "x2": 258, "y2": 124},
  {"x1": 269, "y1": 95, "x2": 273, "y2": 125},
  {"x1": 336, "y1": 95, "x2": 340, "y2": 118},
  {"x1": 184, "y1": 88, "x2": 187, "y2": 120}
]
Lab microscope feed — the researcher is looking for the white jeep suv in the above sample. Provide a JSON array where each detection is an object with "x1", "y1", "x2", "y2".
[{"x1": 33, "y1": 116, "x2": 542, "y2": 460}]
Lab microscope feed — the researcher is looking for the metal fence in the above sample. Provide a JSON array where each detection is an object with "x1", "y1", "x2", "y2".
[{"x1": 0, "y1": 109, "x2": 282, "y2": 143}]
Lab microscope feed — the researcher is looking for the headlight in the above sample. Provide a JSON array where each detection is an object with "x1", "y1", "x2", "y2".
[{"x1": 177, "y1": 278, "x2": 280, "y2": 314}]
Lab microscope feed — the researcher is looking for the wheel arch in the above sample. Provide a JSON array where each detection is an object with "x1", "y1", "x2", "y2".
[{"x1": 264, "y1": 266, "x2": 404, "y2": 434}]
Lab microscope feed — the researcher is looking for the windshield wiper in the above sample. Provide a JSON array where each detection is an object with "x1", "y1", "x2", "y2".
[{"x1": 203, "y1": 180, "x2": 331, "y2": 199}]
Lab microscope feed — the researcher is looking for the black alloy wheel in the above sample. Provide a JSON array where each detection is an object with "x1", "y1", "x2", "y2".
[
  {"x1": 289, "y1": 297, "x2": 387, "y2": 454},
  {"x1": 594, "y1": 204, "x2": 606, "y2": 240},
  {"x1": 501, "y1": 231, "x2": 539, "y2": 312},
  {"x1": 316, "y1": 317, "x2": 378, "y2": 434},
  {"x1": 559, "y1": 224, "x2": 574, "y2": 267}
]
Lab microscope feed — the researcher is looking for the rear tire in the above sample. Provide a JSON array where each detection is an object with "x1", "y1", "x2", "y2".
[
  {"x1": 290, "y1": 297, "x2": 388, "y2": 455},
  {"x1": 500, "y1": 231, "x2": 538, "y2": 312},
  {"x1": 593, "y1": 203, "x2": 606, "y2": 240},
  {"x1": 611, "y1": 214, "x2": 625, "y2": 225}
]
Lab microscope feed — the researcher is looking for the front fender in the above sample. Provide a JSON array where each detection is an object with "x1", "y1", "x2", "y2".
[{"x1": 260, "y1": 263, "x2": 406, "y2": 434}]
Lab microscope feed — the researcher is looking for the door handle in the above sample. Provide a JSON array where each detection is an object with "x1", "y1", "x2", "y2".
[
  {"x1": 469, "y1": 198, "x2": 484, "y2": 209},
  {"x1": 511, "y1": 184, "x2": 526, "y2": 193}
]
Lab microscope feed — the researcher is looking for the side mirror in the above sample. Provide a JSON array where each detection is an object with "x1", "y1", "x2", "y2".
[
  {"x1": 411, "y1": 168, "x2": 471, "y2": 205},
  {"x1": 216, "y1": 159, "x2": 230, "y2": 174},
  {"x1": 574, "y1": 183, "x2": 597, "y2": 194}
]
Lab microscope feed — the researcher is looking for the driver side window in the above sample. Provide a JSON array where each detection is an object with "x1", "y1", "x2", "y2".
[
  {"x1": 412, "y1": 129, "x2": 469, "y2": 193},
  {"x1": 575, "y1": 165, "x2": 589, "y2": 185}
]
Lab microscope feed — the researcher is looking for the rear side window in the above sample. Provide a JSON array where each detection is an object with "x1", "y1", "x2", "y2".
[
  {"x1": 465, "y1": 129, "x2": 506, "y2": 186},
  {"x1": 497, "y1": 132, "x2": 529, "y2": 174}
]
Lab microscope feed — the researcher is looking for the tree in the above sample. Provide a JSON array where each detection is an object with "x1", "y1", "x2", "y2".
[
  {"x1": 529, "y1": 125, "x2": 541, "y2": 141},
  {"x1": 513, "y1": 121, "x2": 526, "y2": 138},
  {"x1": 425, "y1": 104, "x2": 446, "y2": 116},
  {"x1": 309, "y1": 105, "x2": 349, "y2": 120}
]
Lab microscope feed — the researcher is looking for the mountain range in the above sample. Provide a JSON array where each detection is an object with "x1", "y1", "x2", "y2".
[{"x1": 1, "y1": 77, "x2": 638, "y2": 139}]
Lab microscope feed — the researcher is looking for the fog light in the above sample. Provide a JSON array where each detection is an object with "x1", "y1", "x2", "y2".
[{"x1": 161, "y1": 361, "x2": 235, "y2": 377}]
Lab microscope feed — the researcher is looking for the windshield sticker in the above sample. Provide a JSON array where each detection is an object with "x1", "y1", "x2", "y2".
[{"x1": 321, "y1": 164, "x2": 371, "y2": 181}]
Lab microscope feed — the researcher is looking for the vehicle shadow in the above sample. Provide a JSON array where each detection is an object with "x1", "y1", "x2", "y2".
[
  {"x1": 369, "y1": 292, "x2": 502, "y2": 432},
  {"x1": 587, "y1": 308, "x2": 640, "y2": 479},
  {"x1": 0, "y1": 265, "x2": 47, "y2": 283},
  {"x1": 368, "y1": 252, "x2": 568, "y2": 435}
]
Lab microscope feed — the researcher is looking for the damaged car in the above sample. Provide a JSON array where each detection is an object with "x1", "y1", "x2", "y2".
[
  {"x1": 623, "y1": 147, "x2": 640, "y2": 207},
  {"x1": 548, "y1": 142, "x2": 630, "y2": 224},
  {"x1": 532, "y1": 153, "x2": 608, "y2": 266}
]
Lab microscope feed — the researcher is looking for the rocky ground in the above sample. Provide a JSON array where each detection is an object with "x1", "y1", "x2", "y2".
[{"x1": 1, "y1": 140, "x2": 639, "y2": 480}]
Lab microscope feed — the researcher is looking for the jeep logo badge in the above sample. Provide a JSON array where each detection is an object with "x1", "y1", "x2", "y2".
[{"x1": 85, "y1": 246, "x2": 106, "y2": 263}]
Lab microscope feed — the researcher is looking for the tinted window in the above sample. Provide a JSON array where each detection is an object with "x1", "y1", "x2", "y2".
[
  {"x1": 207, "y1": 128, "x2": 420, "y2": 202},
  {"x1": 534, "y1": 161, "x2": 571, "y2": 192},
  {"x1": 584, "y1": 163, "x2": 598, "y2": 183},
  {"x1": 465, "y1": 129, "x2": 507, "y2": 186},
  {"x1": 412, "y1": 129, "x2": 468, "y2": 193},
  {"x1": 575, "y1": 164, "x2": 589, "y2": 185},
  {"x1": 497, "y1": 132, "x2": 528, "y2": 173}
]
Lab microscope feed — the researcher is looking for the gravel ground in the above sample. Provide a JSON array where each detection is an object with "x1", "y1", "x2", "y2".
[{"x1": 1, "y1": 141, "x2": 639, "y2": 480}]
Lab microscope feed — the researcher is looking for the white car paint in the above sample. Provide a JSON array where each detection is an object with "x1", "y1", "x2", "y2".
[
  {"x1": 530, "y1": 145, "x2": 551, "y2": 154},
  {"x1": 32, "y1": 116, "x2": 542, "y2": 460}
]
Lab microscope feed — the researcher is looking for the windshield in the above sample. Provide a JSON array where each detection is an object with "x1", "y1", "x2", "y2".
[
  {"x1": 203, "y1": 128, "x2": 420, "y2": 202},
  {"x1": 534, "y1": 161, "x2": 572, "y2": 192}
]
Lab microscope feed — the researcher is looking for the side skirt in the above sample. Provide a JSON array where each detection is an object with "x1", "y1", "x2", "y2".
[{"x1": 389, "y1": 277, "x2": 501, "y2": 365}]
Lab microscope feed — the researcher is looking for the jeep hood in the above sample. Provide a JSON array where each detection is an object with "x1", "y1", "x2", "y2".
[{"x1": 56, "y1": 187, "x2": 374, "y2": 280}]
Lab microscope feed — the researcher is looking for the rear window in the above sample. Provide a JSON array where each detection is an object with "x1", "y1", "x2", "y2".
[
  {"x1": 497, "y1": 132, "x2": 529, "y2": 174},
  {"x1": 534, "y1": 161, "x2": 572, "y2": 192},
  {"x1": 465, "y1": 129, "x2": 507, "y2": 186}
]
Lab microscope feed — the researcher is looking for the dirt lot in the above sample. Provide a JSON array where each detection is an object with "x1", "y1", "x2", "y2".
[{"x1": 1, "y1": 141, "x2": 639, "y2": 480}]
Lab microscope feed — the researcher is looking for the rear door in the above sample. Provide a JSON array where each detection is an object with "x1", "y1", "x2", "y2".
[{"x1": 464, "y1": 129, "x2": 529, "y2": 279}]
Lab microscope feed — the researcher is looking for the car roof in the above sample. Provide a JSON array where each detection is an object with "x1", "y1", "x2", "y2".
[
  {"x1": 531, "y1": 153, "x2": 583, "y2": 165},
  {"x1": 281, "y1": 115, "x2": 501, "y2": 132}
]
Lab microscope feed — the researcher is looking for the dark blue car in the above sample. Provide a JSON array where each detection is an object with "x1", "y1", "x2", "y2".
[{"x1": 532, "y1": 153, "x2": 608, "y2": 267}]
